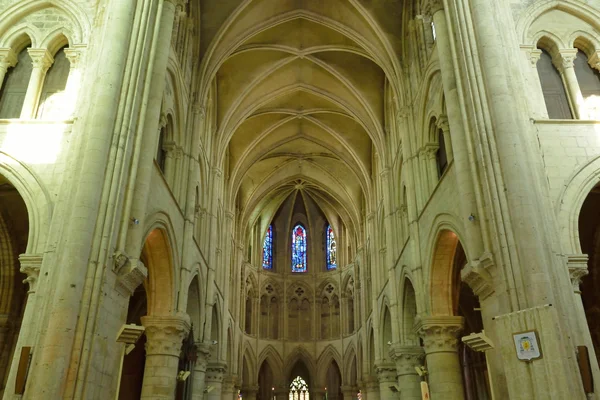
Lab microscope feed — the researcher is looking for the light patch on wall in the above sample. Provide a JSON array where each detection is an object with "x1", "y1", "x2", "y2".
[{"x1": 1, "y1": 122, "x2": 67, "y2": 164}]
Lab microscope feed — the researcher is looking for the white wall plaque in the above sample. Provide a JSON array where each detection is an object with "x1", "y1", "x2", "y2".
[{"x1": 513, "y1": 330, "x2": 542, "y2": 361}]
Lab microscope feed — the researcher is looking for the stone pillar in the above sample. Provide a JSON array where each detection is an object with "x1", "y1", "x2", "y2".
[
  {"x1": 416, "y1": 316, "x2": 464, "y2": 400},
  {"x1": 63, "y1": 46, "x2": 85, "y2": 118},
  {"x1": 205, "y1": 361, "x2": 227, "y2": 400},
  {"x1": 364, "y1": 377, "x2": 380, "y2": 400},
  {"x1": 0, "y1": 48, "x2": 17, "y2": 90},
  {"x1": 341, "y1": 385, "x2": 356, "y2": 400},
  {"x1": 554, "y1": 49, "x2": 583, "y2": 119},
  {"x1": 242, "y1": 385, "x2": 259, "y2": 400},
  {"x1": 191, "y1": 342, "x2": 211, "y2": 400},
  {"x1": 140, "y1": 314, "x2": 190, "y2": 399},
  {"x1": 20, "y1": 49, "x2": 53, "y2": 119},
  {"x1": 376, "y1": 363, "x2": 398, "y2": 399},
  {"x1": 521, "y1": 46, "x2": 549, "y2": 119},
  {"x1": 424, "y1": 0, "x2": 485, "y2": 257},
  {"x1": 221, "y1": 375, "x2": 238, "y2": 400},
  {"x1": 389, "y1": 345, "x2": 424, "y2": 400}
]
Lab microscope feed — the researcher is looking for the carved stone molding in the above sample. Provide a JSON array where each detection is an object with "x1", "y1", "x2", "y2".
[
  {"x1": 0, "y1": 48, "x2": 17, "y2": 70},
  {"x1": 567, "y1": 254, "x2": 589, "y2": 293},
  {"x1": 553, "y1": 49, "x2": 578, "y2": 72},
  {"x1": 588, "y1": 51, "x2": 600, "y2": 71},
  {"x1": 415, "y1": 316, "x2": 464, "y2": 354},
  {"x1": 521, "y1": 46, "x2": 542, "y2": 68},
  {"x1": 375, "y1": 363, "x2": 397, "y2": 383},
  {"x1": 19, "y1": 254, "x2": 43, "y2": 293},
  {"x1": 64, "y1": 47, "x2": 85, "y2": 68},
  {"x1": 389, "y1": 344, "x2": 425, "y2": 375},
  {"x1": 194, "y1": 341, "x2": 212, "y2": 371},
  {"x1": 114, "y1": 253, "x2": 148, "y2": 296},
  {"x1": 461, "y1": 252, "x2": 495, "y2": 300},
  {"x1": 422, "y1": 0, "x2": 444, "y2": 16},
  {"x1": 27, "y1": 48, "x2": 53, "y2": 72},
  {"x1": 141, "y1": 313, "x2": 190, "y2": 357},
  {"x1": 205, "y1": 361, "x2": 228, "y2": 382}
]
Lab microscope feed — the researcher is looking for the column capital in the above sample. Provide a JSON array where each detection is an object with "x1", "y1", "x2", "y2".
[
  {"x1": 436, "y1": 114, "x2": 450, "y2": 132},
  {"x1": 521, "y1": 46, "x2": 542, "y2": 68},
  {"x1": 460, "y1": 251, "x2": 495, "y2": 300},
  {"x1": 588, "y1": 50, "x2": 600, "y2": 71},
  {"x1": 566, "y1": 254, "x2": 589, "y2": 293},
  {"x1": 114, "y1": 253, "x2": 148, "y2": 296},
  {"x1": 415, "y1": 316, "x2": 464, "y2": 353},
  {"x1": 375, "y1": 362, "x2": 397, "y2": 383},
  {"x1": 553, "y1": 49, "x2": 578, "y2": 72},
  {"x1": 19, "y1": 253, "x2": 43, "y2": 293},
  {"x1": 205, "y1": 361, "x2": 228, "y2": 382},
  {"x1": 422, "y1": 0, "x2": 444, "y2": 16},
  {"x1": 389, "y1": 344, "x2": 425, "y2": 375},
  {"x1": 27, "y1": 48, "x2": 53, "y2": 72},
  {"x1": 0, "y1": 48, "x2": 17, "y2": 69},
  {"x1": 193, "y1": 341, "x2": 212, "y2": 371},
  {"x1": 141, "y1": 313, "x2": 190, "y2": 356},
  {"x1": 421, "y1": 143, "x2": 439, "y2": 159},
  {"x1": 64, "y1": 46, "x2": 85, "y2": 68}
]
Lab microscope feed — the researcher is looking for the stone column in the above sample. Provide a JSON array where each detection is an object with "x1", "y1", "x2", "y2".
[
  {"x1": 205, "y1": 361, "x2": 227, "y2": 400},
  {"x1": 221, "y1": 375, "x2": 238, "y2": 400},
  {"x1": 341, "y1": 385, "x2": 355, "y2": 400},
  {"x1": 389, "y1": 345, "x2": 424, "y2": 400},
  {"x1": 424, "y1": 0, "x2": 485, "y2": 257},
  {"x1": 521, "y1": 46, "x2": 549, "y2": 119},
  {"x1": 416, "y1": 316, "x2": 464, "y2": 400},
  {"x1": 242, "y1": 385, "x2": 259, "y2": 400},
  {"x1": 0, "y1": 48, "x2": 17, "y2": 90},
  {"x1": 20, "y1": 49, "x2": 53, "y2": 119},
  {"x1": 191, "y1": 342, "x2": 211, "y2": 400},
  {"x1": 63, "y1": 46, "x2": 85, "y2": 118},
  {"x1": 554, "y1": 49, "x2": 583, "y2": 119},
  {"x1": 364, "y1": 377, "x2": 380, "y2": 400},
  {"x1": 376, "y1": 363, "x2": 398, "y2": 399},
  {"x1": 140, "y1": 314, "x2": 190, "y2": 399}
]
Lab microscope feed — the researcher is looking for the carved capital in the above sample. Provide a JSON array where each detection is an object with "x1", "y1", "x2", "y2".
[
  {"x1": 114, "y1": 254, "x2": 148, "y2": 296},
  {"x1": 64, "y1": 47, "x2": 85, "y2": 68},
  {"x1": 522, "y1": 46, "x2": 542, "y2": 68},
  {"x1": 422, "y1": 0, "x2": 444, "y2": 16},
  {"x1": 141, "y1": 313, "x2": 190, "y2": 356},
  {"x1": 553, "y1": 49, "x2": 578, "y2": 72},
  {"x1": 588, "y1": 51, "x2": 600, "y2": 71},
  {"x1": 193, "y1": 341, "x2": 212, "y2": 371},
  {"x1": 0, "y1": 48, "x2": 17, "y2": 70},
  {"x1": 19, "y1": 254, "x2": 43, "y2": 293},
  {"x1": 421, "y1": 143, "x2": 439, "y2": 159},
  {"x1": 461, "y1": 252, "x2": 495, "y2": 300},
  {"x1": 436, "y1": 114, "x2": 450, "y2": 133},
  {"x1": 415, "y1": 316, "x2": 464, "y2": 353},
  {"x1": 27, "y1": 48, "x2": 53, "y2": 72},
  {"x1": 389, "y1": 345, "x2": 425, "y2": 375},
  {"x1": 206, "y1": 361, "x2": 228, "y2": 382},
  {"x1": 375, "y1": 362, "x2": 397, "y2": 383},
  {"x1": 567, "y1": 254, "x2": 589, "y2": 293}
]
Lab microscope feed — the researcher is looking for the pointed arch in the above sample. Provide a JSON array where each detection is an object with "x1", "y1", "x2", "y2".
[
  {"x1": 291, "y1": 223, "x2": 307, "y2": 272},
  {"x1": 285, "y1": 346, "x2": 315, "y2": 386},
  {"x1": 316, "y1": 345, "x2": 342, "y2": 384}
]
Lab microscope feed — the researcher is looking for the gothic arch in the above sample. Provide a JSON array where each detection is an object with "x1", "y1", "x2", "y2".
[
  {"x1": 258, "y1": 345, "x2": 284, "y2": 383},
  {"x1": 342, "y1": 344, "x2": 358, "y2": 385},
  {"x1": 285, "y1": 346, "x2": 315, "y2": 386},
  {"x1": 141, "y1": 227, "x2": 176, "y2": 315},
  {"x1": 556, "y1": 155, "x2": 600, "y2": 253},
  {"x1": 240, "y1": 342, "x2": 257, "y2": 381},
  {"x1": 0, "y1": 151, "x2": 51, "y2": 253},
  {"x1": 316, "y1": 345, "x2": 342, "y2": 385}
]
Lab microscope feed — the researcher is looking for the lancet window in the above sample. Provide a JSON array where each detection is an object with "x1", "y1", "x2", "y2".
[
  {"x1": 263, "y1": 224, "x2": 273, "y2": 270},
  {"x1": 326, "y1": 225, "x2": 337, "y2": 270},
  {"x1": 291, "y1": 224, "x2": 307, "y2": 273}
]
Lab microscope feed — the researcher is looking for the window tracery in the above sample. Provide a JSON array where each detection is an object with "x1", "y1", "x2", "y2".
[
  {"x1": 263, "y1": 225, "x2": 273, "y2": 270},
  {"x1": 292, "y1": 224, "x2": 307, "y2": 273},
  {"x1": 289, "y1": 376, "x2": 309, "y2": 400}
]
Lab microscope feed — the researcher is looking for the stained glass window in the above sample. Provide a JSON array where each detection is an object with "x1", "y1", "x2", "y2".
[
  {"x1": 291, "y1": 224, "x2": 307, "y2": 273},
  {"x1": 289, "y1": 376, "x2": 309, "y2": 400},
  {"x1": 262, "y1": 225, "x2": 273, "y2": 270},
  {"x1": 326, "y1": 225, "x2": 337, "y2": 270}
]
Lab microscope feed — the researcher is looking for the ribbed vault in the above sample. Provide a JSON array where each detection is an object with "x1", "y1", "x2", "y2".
[{"x1": 198, "y1": 0, "x2": 405, "y2": 242}]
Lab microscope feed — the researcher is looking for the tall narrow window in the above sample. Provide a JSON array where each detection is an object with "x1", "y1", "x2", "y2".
[
  {"x1": 37, "y1": 47, "x2": 69, "y2": 119},
  {"x1": 436, "y1": 129, "x2": 448, "y2": 177},
  {"x1": 574, "y1": 49, "x2": 600, "y2": 119},
  {"x1": 326, "y1": 225, "x2": 337, "y2": 270},
  {"x1": 156, "y1": 128, "x2": 166, "y2": 173},
  {"x1": 537, "y1": 49, "x2": 573, "y2": 119},
  {"x1": 0, "y1": 46, "x2": 32, "y2": 118},
  {"x1": 291, "y1": 224, "x2": 307, "y2": 273},
  {"x1": 262, "y1": 225, "x2": 273, "y2": 270}
]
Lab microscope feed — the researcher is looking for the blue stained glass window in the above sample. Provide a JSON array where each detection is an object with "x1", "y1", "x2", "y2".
[
  {"x1": 262, "y1": 225, "x2": 273, "y2": 270},
  {"x1": 291, "y1": 224, "x2": 307, "y2": 273},
  {"x1": 326, "y1": 225, "x2": 337, "y2": 270}
]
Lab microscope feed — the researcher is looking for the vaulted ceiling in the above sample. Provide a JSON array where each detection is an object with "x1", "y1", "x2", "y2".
[{"x1": 198, "y1": 0, "x2": 406, "y2": 239}]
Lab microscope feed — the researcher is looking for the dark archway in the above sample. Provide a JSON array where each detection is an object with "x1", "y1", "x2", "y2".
[
  {"x1": 325, "y1": 360, "x2": 342, "y2": 400},
  {"x1": 0, "y1": 175, "x2": 29, "y2": 396},
  {"x1": 258, "y1": 360, "x2": 274, "y2": 400}
]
